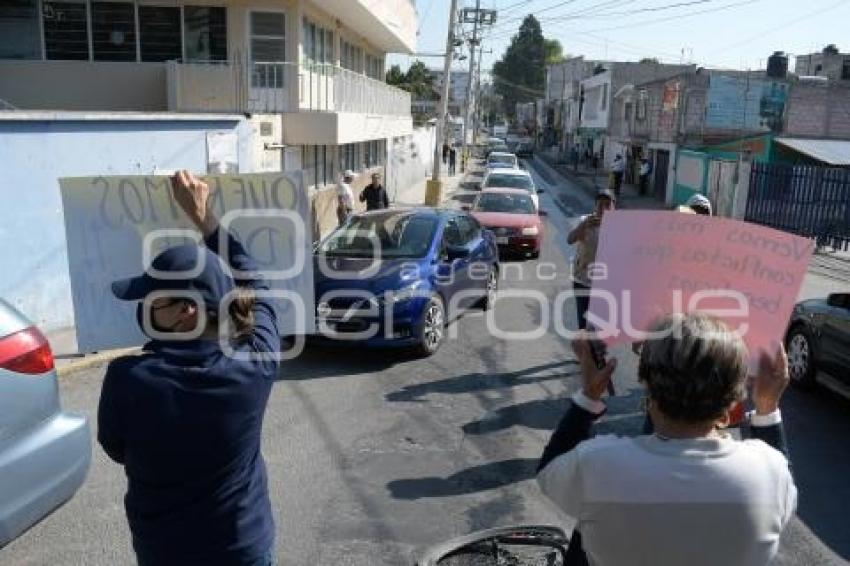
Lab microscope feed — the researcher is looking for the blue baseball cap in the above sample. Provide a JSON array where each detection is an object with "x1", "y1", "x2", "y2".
[{"x1": 111, "y1": 244, "x2": 234, "y2": 313}]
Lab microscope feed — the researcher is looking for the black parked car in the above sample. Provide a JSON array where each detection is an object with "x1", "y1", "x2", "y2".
[{"x1": 785, "y1": 292, "x2": 850, "y2": 391}]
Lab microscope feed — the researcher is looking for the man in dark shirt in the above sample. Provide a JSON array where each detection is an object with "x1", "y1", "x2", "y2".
[{"x1": 360, "y1": 172, "x2": 389, "y2": 211}]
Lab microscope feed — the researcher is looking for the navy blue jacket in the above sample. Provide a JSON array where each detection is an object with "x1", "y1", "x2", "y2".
[{"x1": 98, "y1": 227, "x2": 280, "y2": 565}]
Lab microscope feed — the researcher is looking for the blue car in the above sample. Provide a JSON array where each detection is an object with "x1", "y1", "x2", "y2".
[{"x1": 313, "y1": 208, "x2": 499, "y2": 356}]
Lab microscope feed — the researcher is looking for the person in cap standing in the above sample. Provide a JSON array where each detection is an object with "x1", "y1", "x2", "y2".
[
  {"x1": 448, "y1": 146, "x2": 457, "y2": 176},
  {"x1": 360, "y1": 172, "x2": 389, "y2": 211},
  {"x1": 98, "y1": 171, "x2": 281, "y2": 566},
  {"x1": 567, "y1": 189, "x2": 615, "y2": 330},
  {"x1": 685, "y1": 193, "x2": 712, "y2": 215},
  {"x1": 337, "y1": 170, "x2": 355, "y2": 225}
]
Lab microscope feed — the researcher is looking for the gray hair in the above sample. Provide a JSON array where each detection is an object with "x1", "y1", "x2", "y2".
[{"x1": 638, "y1": 312, "x2": 748, "y2": 422}]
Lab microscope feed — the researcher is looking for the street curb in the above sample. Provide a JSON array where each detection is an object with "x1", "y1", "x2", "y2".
[{"x1": 56, "y1": 347, "x2": 140, "y2": 379}]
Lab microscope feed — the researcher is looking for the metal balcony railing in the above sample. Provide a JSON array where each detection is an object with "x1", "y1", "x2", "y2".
[{"x1": 167, "y1": 59, "x2": 411, "y2": 116}]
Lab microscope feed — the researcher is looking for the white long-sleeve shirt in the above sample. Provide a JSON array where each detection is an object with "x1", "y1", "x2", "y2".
[{"x1": 538, "y1": 395, "x2": 797, "y2": 566}]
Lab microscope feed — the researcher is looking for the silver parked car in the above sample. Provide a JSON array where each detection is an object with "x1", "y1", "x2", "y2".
[{"x1": 0, "y1": 299, "x2": 90, "y2": 547}]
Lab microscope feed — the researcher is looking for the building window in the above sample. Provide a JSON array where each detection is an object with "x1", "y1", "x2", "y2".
[
  {"x1": 340, "y1": 143, "x2": 361, "y2": 172},
  {"x1": 91, "y1": 2, "x2": 136, "y2": 61},
  {"x1": 250, "y1": 11, "x2": 285, "y2": 88},
  {"x1": 43, "y1": 0, "x2": 89, "y2": 60},
  {"x1": 138, "y1": 6, "x2": 181, "y2": 62},
  {"x1": 842, "y1": 58, "x2": 850, "y2": 81},
  {"x1": 364, "y1": 140, "x2": 385, "y2": 167},
  {"x1": 302, "y1": 145, "x2": 335, "y2": 187},
  {"x1": 302, "y1": 18, "x2": 333, "y2": 68},
  {"x1": 365, "y1": 53, "x2": 383, "y2": 80},
  {"x1": 0, "y1": 0, "x2": 42, "y2": 59},
  {"x1": 341, "y1": 39, "x2": 361, "y2": 73},
  {"x1": 183, "y1": 6, "x2": 226, "y2": 62}
]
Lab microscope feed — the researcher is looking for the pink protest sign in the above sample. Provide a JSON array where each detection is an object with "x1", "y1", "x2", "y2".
[{"x1": 586, "y1": 210, "x2": 814, "y2": 362}]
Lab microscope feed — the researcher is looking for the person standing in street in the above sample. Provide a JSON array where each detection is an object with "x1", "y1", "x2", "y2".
[
  {"x1": 638, "y1": 157, "x2": 652, "y2": 196},
  {"x1": 567, "y1": 189, "x2": 615, "y2": 330},
  {"x1": 360, "y1": 172, "x2": 389, "y2": 211},
  {"x1": 611, "y1": 154, "x2": 625, "y2": 196},
  {"x1": 442, "y1": 142, "x2": 450, "y2": 165},
  {"x1": 336, "y1": 169, "x2": 355, "y2": 226},
  {"x1": 98, "y1": 170, "x2": 281, "y2": 566},
  {"x1": 448, "y1": 146, "x2": 457, "y2": 176}
]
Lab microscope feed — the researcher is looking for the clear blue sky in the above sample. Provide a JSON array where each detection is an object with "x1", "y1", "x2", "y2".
[{"x1": 388, "y1": 0, "x2": 850, "y2": 83}]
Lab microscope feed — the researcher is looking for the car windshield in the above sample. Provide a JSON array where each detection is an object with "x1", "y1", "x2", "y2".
[
  {"x1": 485, "y1": 174, "x2": 532, "y2": 191},
  {"x1": 475, "y1": 193, "x2": 536, "y2": 214},
  {"x1": 488, "y1": 155, "x2": 515, "y2": 167},
  {"x1": 318, "y1": 212, "x2": 438, "y2": 258}
]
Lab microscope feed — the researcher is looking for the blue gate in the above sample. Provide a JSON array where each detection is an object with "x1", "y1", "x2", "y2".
[{"x1": 746, "y1": 162, "x2": 850, "y2": 250}]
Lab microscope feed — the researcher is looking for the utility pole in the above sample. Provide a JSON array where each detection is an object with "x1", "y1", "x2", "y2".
[
  {"x1": 462, "y1": 0, "x2": 481, "y2": 162},
  {"x1": 459, "y1": 6, "x2": 496, "y2": 164},
  {"x1": 426, "y1": 0, "x2": 459, "y2": 205}
]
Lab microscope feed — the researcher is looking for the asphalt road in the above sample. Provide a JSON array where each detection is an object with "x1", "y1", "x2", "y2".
[{"x1": 3, "y1": 159, "x2": 849, "y2": 565}]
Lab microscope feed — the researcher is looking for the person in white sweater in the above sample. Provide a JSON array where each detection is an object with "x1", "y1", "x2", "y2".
[{"x1": 538, "y1": 312, "x2": 796, "y2": 566}]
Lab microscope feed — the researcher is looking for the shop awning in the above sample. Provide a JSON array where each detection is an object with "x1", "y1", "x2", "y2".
[{"x1": 775, "y1": 137, "x2": 850, "y2": 166}]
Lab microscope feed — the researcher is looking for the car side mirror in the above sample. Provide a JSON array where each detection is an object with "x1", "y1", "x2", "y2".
[
  {"x1": 538, "y1": 209, "x2": 548, "y2": 217},
  {"x1": 536, "y1": 188, "x2": 545, "y2": 194},
  {"x1": 446, "y1": 246, "x2": 470, "y2": 261},
  {"x1": 826, "y1": 293, "x2": 850, "y2": 309}
]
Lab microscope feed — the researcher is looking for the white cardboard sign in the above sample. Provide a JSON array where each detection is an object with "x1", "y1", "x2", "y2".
[{"x1": 59, "y1": 173, "x2": 314, "y2": 352}]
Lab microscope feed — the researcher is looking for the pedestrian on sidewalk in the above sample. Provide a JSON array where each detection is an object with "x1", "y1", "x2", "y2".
[
  {"x1": 448, "y1": 146, "x2": 457, "y2": 176},
  {"x1": 360, "y1": 172, "x2": 389, "y2": 211},
  {"x1": 442, "y1": 142, "x2": 450, "y2": 165},
  {"x1": 611, "y1": 154, "x2": 625, "y2": 196},
  {"x1": 567, "y1": 189, "x2": 615, "y2": 329},
  {"x1": 638, "y1": 158, "x2": 652, "y2": 196},
  {"x1": 98, "y1": 171, "x2": 281, "y2": 566},
  {"x1": 336, "y1": 169, "x2": 355, "y2": 226}
]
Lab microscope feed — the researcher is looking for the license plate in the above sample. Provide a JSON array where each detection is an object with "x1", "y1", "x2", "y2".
[{"x1": 496, "y1": 236, "x2": 509, "y2": 244}]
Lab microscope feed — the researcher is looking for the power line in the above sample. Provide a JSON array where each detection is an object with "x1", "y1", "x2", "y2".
[{"x1": 576, "y1": 0, "x2": 762, "y2": 34}]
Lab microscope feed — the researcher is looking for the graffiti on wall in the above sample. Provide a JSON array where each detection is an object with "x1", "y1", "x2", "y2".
[{"x1": 705, "y1": 74, "x2": 788, "y2": 132}]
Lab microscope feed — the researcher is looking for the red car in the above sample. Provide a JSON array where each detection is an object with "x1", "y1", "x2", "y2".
[{"x1": 470, "y1": 188, "x2": 545, "y2": 259}]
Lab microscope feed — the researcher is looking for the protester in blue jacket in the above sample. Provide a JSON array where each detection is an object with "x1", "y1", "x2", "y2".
[{"x1": 98, "y1": 170, "x2": 281, "y2": 566}]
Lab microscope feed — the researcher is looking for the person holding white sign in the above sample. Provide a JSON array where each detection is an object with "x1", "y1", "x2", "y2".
[
  {"x1": 97, "y1": 171, "x2": 281, "y2": 566},
  {"x1": 537, "y1": 313, "x2": 796, "y2": 566}
]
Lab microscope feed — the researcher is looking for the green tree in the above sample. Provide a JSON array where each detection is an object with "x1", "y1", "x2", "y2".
[
  {"x1": 639, "y1": 57, "x2": 660, "y2": 64},
  {"x1": 386, "y1": 60, "x2": 438, "y2": 101},
  {"x1": 492, "y1": 15, "x2": 547, "y2": 117},
  {"x1": 544, "y1": 39, "x2": 564, "y2": 64},
  {"x1": 385, "y1": 64, "x2": 406, "y2": 87},
  {"x1": 822, "y1": 44, "x2": 839, "y2": 55}
]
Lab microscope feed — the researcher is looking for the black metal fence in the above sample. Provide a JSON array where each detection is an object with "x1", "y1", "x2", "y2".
[{"x1": 745, "y1": 162, "x2": 850, "y2": 250}]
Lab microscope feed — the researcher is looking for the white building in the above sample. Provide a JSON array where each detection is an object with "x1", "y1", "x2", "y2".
[{"x1": 0, "y1": 0, "x2": 417, "y2": 194}]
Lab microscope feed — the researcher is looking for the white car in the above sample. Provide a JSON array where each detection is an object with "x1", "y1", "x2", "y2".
[
  {"x1": 481, "y1": 167, "x2": 542, "y2": 209},
  {"x1": 485, "y1": 151, "x2": 519, "y2": 171}
]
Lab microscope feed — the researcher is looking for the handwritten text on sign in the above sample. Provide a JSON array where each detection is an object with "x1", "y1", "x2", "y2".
[
  {"x1": 587, "y1": 210, "x2": 814, "y2": 362},
  {"x1": 59, "y1": 173, "x2": 313, "y2": 352}
]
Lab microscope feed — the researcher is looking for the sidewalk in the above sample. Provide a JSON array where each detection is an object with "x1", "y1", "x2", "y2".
[
  {"x1": 538, "y1": 153, "x2": 666, "y2": 211},
  {"x1": 393, "y1": 162, "x2": 469, "y2": 207}
]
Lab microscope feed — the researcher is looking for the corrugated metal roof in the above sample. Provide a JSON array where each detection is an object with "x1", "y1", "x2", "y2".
[{"x1": 775, "y1": 137, "x2": 850, "y2": 166}]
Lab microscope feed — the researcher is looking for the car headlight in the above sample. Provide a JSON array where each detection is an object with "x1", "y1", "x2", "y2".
[{"x1": 521, "y1": 226, "x2": 539, "y2": 236}]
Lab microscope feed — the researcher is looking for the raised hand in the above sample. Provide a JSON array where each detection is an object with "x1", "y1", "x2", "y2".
[
  {"x1": 572, "y1": 334, "x2": 617, "y2": 401},
  {"x1": 171, "y1": 170, "x2": 217, "y2": 237},
  {"x1": 752, "y1": 343, "x2": 790, "y2": 416}
]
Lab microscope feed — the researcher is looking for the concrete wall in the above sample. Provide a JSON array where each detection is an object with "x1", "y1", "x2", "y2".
[
  {"x1": 784, "y1": 81, "x2": 850, "y2": 139},
  {"x1": 0, "y1": 113, "x2": 253, "y2": 333},
  {"x1": 0, "y1": 61, "x2": 167, "y2": 111}
]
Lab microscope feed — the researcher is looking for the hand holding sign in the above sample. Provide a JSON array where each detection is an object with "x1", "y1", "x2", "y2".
[
  {"x1": 751, "y1": 342, "x2": 790, "y2": 415},
  {"x1": 171, "y1": 171, "x2": 216, "y2": 237}
]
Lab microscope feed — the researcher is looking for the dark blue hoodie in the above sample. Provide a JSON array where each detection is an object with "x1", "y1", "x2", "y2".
[{"x1": 98, "y1": 227, "x2": 279, "y2": 565}]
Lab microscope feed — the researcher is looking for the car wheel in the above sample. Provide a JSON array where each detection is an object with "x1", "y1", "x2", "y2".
[
  {"x1": 480, "y1": 267, "x2": 499, "y2": 311},
  {"x1": 786, "y1": 326, "x2": 816, "y2": 389},
  {"x1": 415, "y1": 295, "x2": 445, "y2": 357}
]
